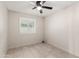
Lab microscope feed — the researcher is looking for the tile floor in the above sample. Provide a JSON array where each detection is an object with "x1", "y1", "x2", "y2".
[{"x1": 5, "y1": 43, "x2": 77, "y2": 58}]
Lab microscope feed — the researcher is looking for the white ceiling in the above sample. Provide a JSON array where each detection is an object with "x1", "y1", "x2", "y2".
[{"x1": 4, "y1": 1, "x2": 78, "y2": 17}]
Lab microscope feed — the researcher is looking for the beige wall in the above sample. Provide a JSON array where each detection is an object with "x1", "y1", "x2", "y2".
[
  {"x1": 8, "y1": 11, "x2": 44, "y2": 49},
  {"x1": 72, "y1": 3, "x2": 79, "y2": 57},
  {"x1": 45, "y1": 6, "x2": 73, "y2": 52},
  {"x1": 0, "y1": 3, "x2": 8, "y2": 57},
  {"x1": 45, "y1": 3, "x2": 79, "y2": 57}
]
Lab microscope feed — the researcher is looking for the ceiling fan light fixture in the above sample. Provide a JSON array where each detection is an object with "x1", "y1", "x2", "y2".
[{"x1": 37, "y1": 6, "x2": 42, "y2": 10}]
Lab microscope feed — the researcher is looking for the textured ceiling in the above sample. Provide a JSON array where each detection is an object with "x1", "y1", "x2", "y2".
[{"x1": 4, "y1": 1, "x2": 78, "y2": 17}]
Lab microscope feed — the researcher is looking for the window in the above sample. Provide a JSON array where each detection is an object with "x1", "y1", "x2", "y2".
[{"x1": 19, "y1": 17, "x2": 36, "y2": 33}]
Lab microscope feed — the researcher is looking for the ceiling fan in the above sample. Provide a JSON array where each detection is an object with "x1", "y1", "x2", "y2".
[{"x1": 31, "y1": 1, "x2": 53, "y2": 14}]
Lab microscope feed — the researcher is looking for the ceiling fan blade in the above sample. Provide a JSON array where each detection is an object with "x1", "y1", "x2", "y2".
[
  {"x1": 36, "y1": 1, "x2": 41, "y2": 6},
  {"x1": 32, "y1": 7, "x2": 37, "y2": 9},
  {"x1": 42, "y1": 1, "x2": 46, "y2": 4},
  {"x1": 42, "y1": 6, "x2": 53, "y2": 9},
  {"x1": 36, "y1": 1, "x2": 41, "y2": 4},
  {"x1": 40, "y1": 10, "x2": 43, "y2": 14}
]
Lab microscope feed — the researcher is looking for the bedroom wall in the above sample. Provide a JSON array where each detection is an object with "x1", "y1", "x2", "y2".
[
  {"x1": 72, "y1": 3, "x2": 79, "y2": 57},
  {"x1": 0, "y1": 2, "x2": 8, "y2": 57},
  {"x1": 45, "y1": 5, "x2": 73, "y2": 52},
  {"x1": 8, "y1": 11, "x2": 44, "y2": 49},
  {"x1": 45, "y1": 3, "x2": 79, "y2": 57}
]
